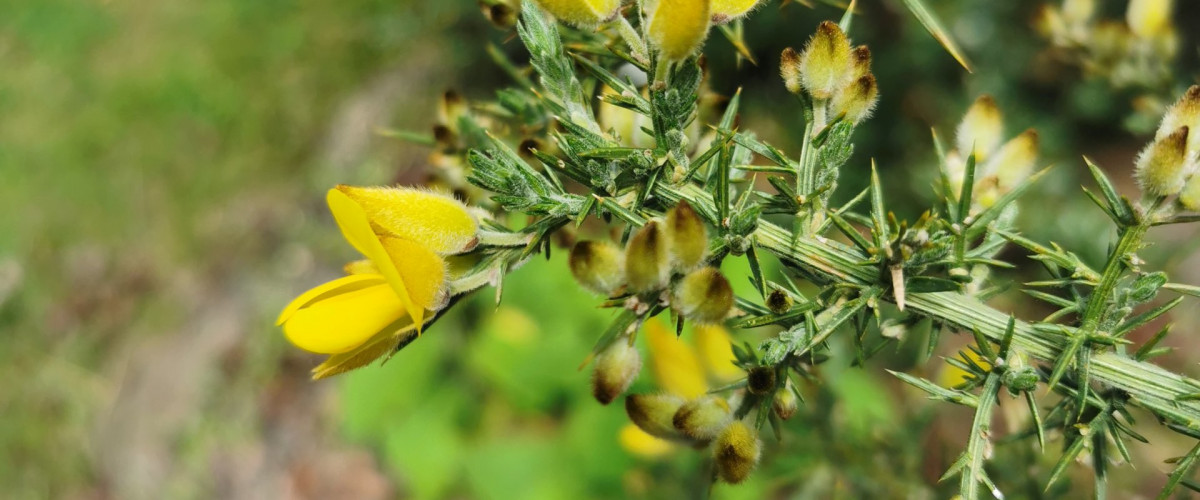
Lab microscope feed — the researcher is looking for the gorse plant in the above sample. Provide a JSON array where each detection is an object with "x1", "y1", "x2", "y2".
[{"x1": 279, "y1": 0, "x2": 1200, "y2": 497}]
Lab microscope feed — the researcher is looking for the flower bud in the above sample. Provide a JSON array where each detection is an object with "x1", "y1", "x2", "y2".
[
  {"x1": 780, "y1": 47, "x2": 803, "y2": 94},
  {"x1": 673, "y1": 396, "x2": 733, "y2": 441},
  {"x1": 334, "y1": 185, "x2": 479, "y2": 255},
  {"x1": 984, "y1": 129, "x2": 1039, "y2": 190},
  {"x1": 710, "y1": 0, "x2": 761, "y2": 24},
  {"x1": 674, "y1": 267, "x2": 734, "y2": 323},
  {"x1": 849, "y1": 45, "x2": 871, "y2": 80},
  {"x1": 1158, "y1": 85, "x2": 1200, "y2": 152},
  {"x1": 772, "y1": 383, "x2": 799, "y2": 420},
  {"x1": 1126, "y1": 0, "x2": 1172, "y2": 38},
  {"x1": 648, "y1": 0, "x2": 712, "y2": 61},
  {"x1": 956, "y1": 95, "x2": 1004, "y2": 162},
  {"x1": 746, "y1": 365, "x2": 776, "y2": 395},
  {"x1": 714, "y1": 420, "x2": 761, "y2": 484},
  {"x1": 766, "y1": 289, "x2": 793, "y2": 314},
  {"x1": 482, "y1": 3, "x2": 519, "y2": 30},
  {"x1": 533, "y1": 0, "x2": 621, "y2": 29},
  {"x1": 798, "y1": 21, "x2": 853, "y2": 100},
  {"x1": 1181, "y1": 174, "x2": 1200, "y2": 212},
  {"x1": 626, "y1": 393, "x2": 687, "y2": 439},
  {"x1": 1002, "y1": 366, "x2": 1040, "y2": 396},
  {"x1": 593, "y1": 337, "x2": 643, "y2": 405},
  {"x1": 1136, "y1": 126, "x2": 1191, "y2": 197},
  {"x1": 831, "y1": 74, "x2": 878, "y2": 124},
  {"x1": 570, "y1": 240, "x2": 626, "y2": 295},
  {"x1": 625, "y1": 221, "x2": 670, "y2": 292},
  {"x1": 665, "y1": 201, "x2": 708, "y2": 271}
]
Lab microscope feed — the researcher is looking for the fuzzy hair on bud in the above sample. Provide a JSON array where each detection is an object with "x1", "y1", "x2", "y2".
[
  {"x1": 798, "y1": 21, "x2": 853, "y2": 100},
  {"x1": 983, "y1": 129, "x2": 1039, "y2": 190},
  {"x1": 957, "y1": 95, "x2": 1004, "y2": 162},
  {"x1": 648, "y1": 0, "x2": 712, "y2": 61},
  {"x1": 765, "y1": 289, "x2": 793, "y2": 314},
  {"x1": 626, "y1": 393, "x2": 687, "y2": 439},
  {"x1": 780, "y1": 47, "x2": 803, "y2": 94},
  {"x1": 710, "y1": 0, "x2": 761, "y2": 24},
  {"x1": 714, "y1": 420, "x2": 761, "y2": 484},
  {"x1": 1136, "y1": 126, "x2": 1191, "y2": 197},
  {"x1": 849, "y1": 45, "x2": 872, "y2": 80},
  {"x1": 746, "y1": 365, "x2": 776, "y2": 395},
  {"x1": 665, "y1": 201, "x2": 708, "y2": 271},
  {"x1": 1180, "y1": 174, "x2": 1200, "y2": 211},
  {"x1": 831, "y1": 74, "x2": 879, "y2": 124},
  {"x1": 1126, "y1": 0, "x2": 1173, "y2": 38},
  {"x1": 533, "y1": 0, "x2": 622, "y2": 29},
  {"x1": 674, "y1": 267, "x2": 734, "y2": 323},
  {"x1": 772, "y1": 383, "x2": 799, "y2": 420},
  {"x1": 592, "y1": 337, "x2": 643, "y2": 405},
  {"x1": 570, "y1": 240, "x2": 626, "y2": 295},
  {"x1": 1158, "y1": 86, "x2": 1200, "y2": 153},
  {"x1": 673, "y1": 396, "x2": 733, "y2": 441},
  {"x1": 625, "y1": 221, "x2": 670, "y2": 292}
]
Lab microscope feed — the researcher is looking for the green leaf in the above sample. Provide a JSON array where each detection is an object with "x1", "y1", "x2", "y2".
[{"x1": 899, "y1": 0, "x2": 973, "y2": 72}]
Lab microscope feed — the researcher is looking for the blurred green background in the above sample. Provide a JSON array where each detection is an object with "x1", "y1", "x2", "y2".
[{"x1": 2, "y1": 0, "x2": 1199, "y2": 498}]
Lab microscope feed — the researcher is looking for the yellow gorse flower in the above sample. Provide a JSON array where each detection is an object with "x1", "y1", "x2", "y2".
[
  {"x1": 278, "y1": 186, "x2": 477, "y2": 357},
  {"x1": 534, "y1": 0, "x2": 622, "y2": 28},
  {"x1": 648, "y1": 0, "x2": 712, "y2": 61}
]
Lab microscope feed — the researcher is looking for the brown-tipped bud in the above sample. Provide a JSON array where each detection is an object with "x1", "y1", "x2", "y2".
[
  {"x1": 984, "y1": 129, "x2": 1039, "y2": 190},
  {"x1": 772, "y1": 383, "x2": 799, "y2": 420},
  {"x1": 850, "y1": 45, "x2": 872, "y2": 80},
  {"x1": 482, "y1": 3, "x2": 518, "y2": 29},
  {"x1": 798, "y1": 21, "x2": 853, "y2": 100},
  {"x1": 746, "y1": 365, "x2": 776, "y2": 395},
  {"x1": 1136, "y1": 126, "x2": 1191, "y2": 196},
  {"x1": 673, "y1": 396, "x2": 733, "y2": 442},
  {"x1": 1180, "y1": 174, "x2": 1200, "y2": 211},
  {"x1": 626, "y1": 393, "x2": 686, "y2": 439},
  {"x1": 1158, "y1": 86, "x2": 1200, "y2": 152},
  {"x1": 765, "y1": 289, "x2": 793, "y2": 314},
  {"x1": 593, "y1": 338, "x2": 642, "y2": 405},
  {"x1": 665, "y1": 201, "x2": 708, "y2": 271},
  {"x1": 780, "y1": 47, "x2": 803, "y2": 94},
  {"x1": 625, "y1": 222, "x2": 670, "y2": 293},
  {"x1": 570, "y1": 240, "x2": 626, "y2": 295},
  {"x1": 714, "y1": 420, "x2": 761, "y2": 484},
  {"x1": 1126, "y1": 0, "x2": 1172, "y2": 38},
  {"x1": 956, "y1": 95, "x2": 1004, "y2": 161},
  {"x1": 831, "y1": 75, "x2": 879, "y2": 124},
  {"x1": 674, "y1": 267, "x2": 734, "y2": 323}
]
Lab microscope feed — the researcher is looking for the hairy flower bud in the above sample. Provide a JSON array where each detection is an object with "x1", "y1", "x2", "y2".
[
  {"x1": 593, "y1": 338, "x2": 643, "y2": 405},
  {"x1": 984, "y1": 129, "x2": 1039, "y2": 190},
  {"x1": 957, "y1": 95, "x2": 1004, "y2": 162},
  {"x1": 665, "y1": 201, "x2": 708, "y2": 271},
  {"x1": 831, "y1": 75, "x2": 878, "y2": 124},
  {"x1": 648, "y1": 0, "x2": 712, "y2": 61},
  {"x1": 1126, "y1": 0, "x2": 1173, "y2": 38},
  {"x1": 626, "y1": 393, "x2": 686, "y2": 439},
  {"x1": 746, "y1": 365, "x2": 776, "y2": 395},
  {"x1": 849, "y1": 45, "x2": 872, "y2": 80},
  {"x1": 533, "y1": 0, "x2": 621, "y2": 29},
  {"x1": 570, "y1": 240, "x2": 626, "y2": 295},
  {"x1": 798, "y1": 21, "x2": 853, "y2": 100},
  {"x1": 766, "y1": 289, "x2": 793, "y2": 314},
  {"x1": 1181, "y1": 174, "x2": 1200, "y2": 212},
  {"x1": 772, "y1": 383, "x2": 799, "y2": 420},
  {"x1": 714, "y1": 420, "x2": 761, "y2": 484},
  {"x1": 1136, "y1": 126, "x2": 1191, "y2": 197},
  {"x1": 1158, "y1": 85, "x2": 1200, "y2": 153},
  {"x1": 710, "y1": 0, "x2": 761, "y2": 24},
  {"x1": 780, "y1": 47, "x2": 803, "y2": 94},
  {"x1": 674, "y1": 267, "x2": 734, "y2": 323},
  {"x1": 673, "y1": 396, "x2": 733, "y2": 441},
  {"x1": 625, "y1": 221, "x2": 670, "y2": 292}
]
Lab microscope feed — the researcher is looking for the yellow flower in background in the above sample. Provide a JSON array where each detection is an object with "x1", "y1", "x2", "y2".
[
  {"x1": 938, "y1": 346, "x2": 991, "y2": 388},
  {"x1": 710, "y1": 0, "x2": 760, "y2": 23},
  {"x1": 1126, "y1": 0, "x2": 1173, "y2": 38},
  {"x1": 534, "y1": 0, "x2": 622, "y2": 28},
  {"x1": 648, "y1": 0, "x2": 712, "y2": 61},
  {"x1": 278, "y1": 186, "x2": 478, "y2": 356}
]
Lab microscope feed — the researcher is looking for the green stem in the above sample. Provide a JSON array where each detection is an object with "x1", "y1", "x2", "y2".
[
  {"x1": 1079, "y1": 222, "x2": 1148, "y2": 333},
  {"x1": 614, "y1": 17, "x2": 648, "y2": 64},
  {"x1": 961, "y1": 373, "x2": 1001, "y2": 499}
]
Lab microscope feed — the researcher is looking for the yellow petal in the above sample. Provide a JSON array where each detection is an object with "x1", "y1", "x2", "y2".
[
  {"x1": 648, "y1": 0, "x2": 712, "y2": 61},
  {"x1": 694, "y1": 324, "x2": 741, "y2": 383},
  {"x1": 336, "y1": 185, "x2": 478, "y2": 255},
  {"x1": 619, "y1": 423, "x2": 675, "y2": 458},
  {"x1": 327, "y1": 188, "x2": 424, "y2": 327},
  {"x1": 312, "y1": 316, "x2": 419, "y2": 379},
  {"x1": 938, "y1": 347, "x2": 991, "y2": 388},
  {"x1": 534, "y1": 0, "x2": 622, "y2": 28},
  {"x1": 283, "y1": 282, "x2": 408, "y2": 354},
  {"x1": 343, "y1": 259, "x2": 378, "y2": 275},
  {"x1": 645, "y1": 318, "x2": 708, "y2": 398},
  {"x1": 711, "y1": 0, "x2": 760, "y2": 22},
  {"x1": 380, "y1": 236, "x2": 447, "y2": 312},
  {"x1": 1127, "y1": 0, "x2": 1172, "y2": 38},
  {"x1": 277, "y1": 274, "x2": 387, "y2": 326}
]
